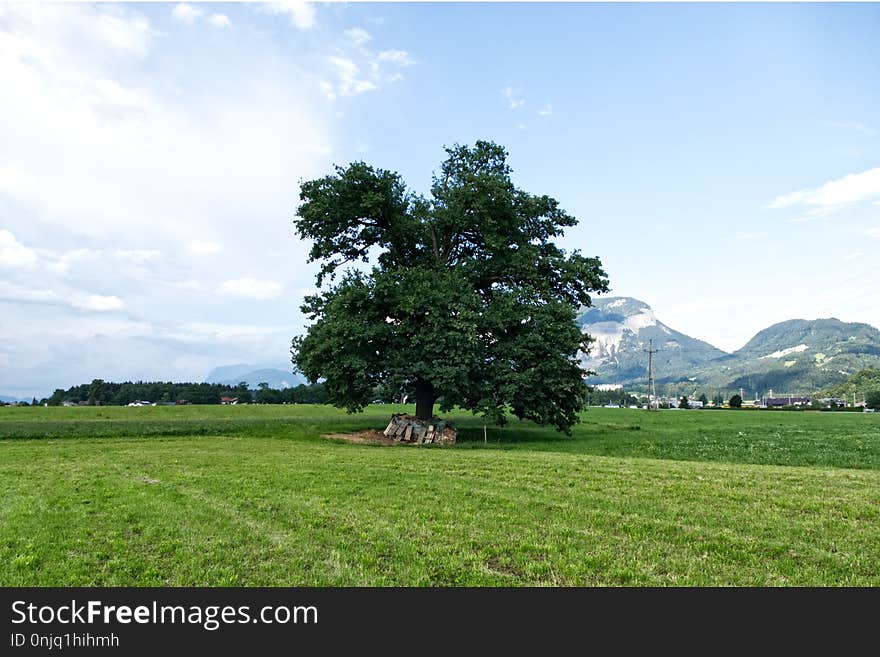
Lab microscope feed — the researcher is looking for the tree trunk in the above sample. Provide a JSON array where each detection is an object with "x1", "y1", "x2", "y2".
[{"x1": 414, "y1": 380, "x2": 435, "y2": 421}]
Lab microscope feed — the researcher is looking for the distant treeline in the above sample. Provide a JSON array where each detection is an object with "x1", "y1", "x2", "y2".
[
  {"x1": 586, "y1": 388, "x2": 640, "y2": 407},
  {"x1": 39, "y1": 379, "x2": 328, "y2": 406}
]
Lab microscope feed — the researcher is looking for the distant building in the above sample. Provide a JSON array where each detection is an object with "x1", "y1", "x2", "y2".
[
  {"x1": 220, "y1": 396, "x2": 239, "y2": 405},
  {"x1": 763, "y1": 396, "x2": 811, "y2": 407},
  {"x1": 659, "y1": 397, "x2": 702, "y2": 408}
]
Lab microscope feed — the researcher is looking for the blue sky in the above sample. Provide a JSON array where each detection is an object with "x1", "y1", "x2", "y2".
[{"x1": 1, "y1": 2, "x2": 879, "y2": 398}]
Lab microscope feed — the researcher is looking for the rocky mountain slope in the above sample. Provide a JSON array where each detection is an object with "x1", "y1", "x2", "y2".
[
  {"x1": 576, "y1": 297, "x2": 728, "y2": 386},
  {"x1": 577, "y1": 298, "x2": 880, "y2": 396}
]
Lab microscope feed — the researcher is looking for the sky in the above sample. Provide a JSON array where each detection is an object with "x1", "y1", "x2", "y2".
[{"x1": 1, "y1": 2, "x2": 879, "y2": 399}]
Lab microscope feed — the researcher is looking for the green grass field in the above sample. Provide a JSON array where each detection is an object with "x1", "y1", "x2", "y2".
[{"x1": 2, "y1": 405, "x2": 878, "y2": 585}]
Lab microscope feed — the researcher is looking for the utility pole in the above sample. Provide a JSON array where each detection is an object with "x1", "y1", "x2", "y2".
[{"x1": 645, "y1": 339, "x2": 659, "y2": 411}]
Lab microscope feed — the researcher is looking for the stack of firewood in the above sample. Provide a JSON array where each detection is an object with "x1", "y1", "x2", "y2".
[{"x1": 382, "y1": 413, "x2": 456, "y2": 445}]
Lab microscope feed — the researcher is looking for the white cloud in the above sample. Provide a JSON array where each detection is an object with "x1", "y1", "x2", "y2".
[
  {"x1": 321, "y1": 47, "x2": 415, "y2": 100},
  {"x1": 843, "y1": 251, "x2": 864, "y2": 261},
  {"x1": 376, "y1": 49, "x2": 414, "y2": 67},
  {"x1": 176, "y1": 321, "x2": 291, "y2": 341},
  {"x1": 0, "y1": 229, "x2": 38, "y2": 268},
  {"x1": 114, "y1": 249, "x2": 161, "y2": 264},
  {"x1": 77, "y1": 294, "x2": 124, "y2": 312},
  {"x1": 171, "y1": 5, "x2": 229, "y2": 29},
  {"x1": 0, "y1": 285, "x2": 58, "y2": 304},
  {"x1": 0, "y1": 3, "x2": 331, "y2": 393},
  {"x1": 0, "y1": 237, "x2": 106, "y2": 275},
  {"x1": 345, "y1": 27, "x2": 371, "y2": 46},
  {"x1": 867, "y1": 227, "x2": 880, "y2": 239},
  {"x1": 0, "y1": 4, "x2": 153, "y2": 60},
  {"x1": 259, "y1": 1, "x2": 316, "y2": 30},
  {"x1": 538, "y1": 103, "x2": 552, "y2": 116},
  {"x1": 502, "y1": 86, "x2": 525, "y2": 110},
  {"x1": 319, "y1": 80, "x2": 336, "y2": 101},
  {"x1": 0, "y1": 238, "x2": 157, "y2": 275},
  {"x1": 208, "y1": 14, "x2": 231, "y2": 29},
  {"x1": 188, "y1": 240, "x2": 223, "y2": 256},
  {"x1": 216, "y1": 278, "x2": 283, "y2": 300},
  {"x1": 171, "y1": 3, "x2": 203, "y2": 25},
  {"x1": 768, "y1": 167, "x2": 880, "y2": 211},
  {"x1": 328, "y1": 57, "x2": 378, "y2": 97},
  {"x1": 0, "y1": 165, "x2": 38, "y2": 201},
  {"x1": 90, "y1": 77, "x2": 148, "y2": 109},
  {"x1": 93, "y1": 7, "x2": 153, "y2": 57},
  {"x1": 43, "y1": 248, "x2": 101, "y2": 275},
  {"x1": 0, "y1": 284, "x2": 123, "y2": 313}
]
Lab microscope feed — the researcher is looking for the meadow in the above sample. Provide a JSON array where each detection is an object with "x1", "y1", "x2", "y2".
[{"x1": 1, "y1": 404, "x2": 878, "y2": 585}]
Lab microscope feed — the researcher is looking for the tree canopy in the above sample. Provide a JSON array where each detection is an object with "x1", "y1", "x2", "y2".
[
  {"x1": 40, "y1": 380, "x2": 326, "y2": 406},
  {"x1": 292, "y1": 141, "x2": 608, "y2": 432}
]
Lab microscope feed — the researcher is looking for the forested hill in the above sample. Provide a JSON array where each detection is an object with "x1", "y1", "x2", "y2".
[
  {"x1": 577, "y1": 298, "x2": 880, "y2": 396},
  {"x1": 38, "y1": 380, "x2": 327, "y2": 406}
]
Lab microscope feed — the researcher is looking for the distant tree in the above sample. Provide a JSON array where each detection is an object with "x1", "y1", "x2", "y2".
[
  {"x1": 866, "y1": 390, "x2": 880, "y2": 411},
  {"x1": 291, "y1": 140, "x2": 609, "y2": 432},
  {"x1": 713, "y1": 393, "x2": 724, "y2": 406},
  {"x1": 235, "y1": 381, "x2": 252, "y2": 404},
  {"x1": 729, "y1": 394, "x2": 743, "y2": 408},
  {"x1": 255, "y1": 382, "x2": 282, "y2": 404},
  {"x1": 284, "y1": 383, "x2": 328, "y2": 404},
  {"x1": 88, "y1": 379, "x2": 107, "y2": 405},
  {"x1": 679, "y1": 396, "x2": 689, "y2": 409},
  {"x1": 698, "y1": 393, "x2": 708, "y2": 406}
]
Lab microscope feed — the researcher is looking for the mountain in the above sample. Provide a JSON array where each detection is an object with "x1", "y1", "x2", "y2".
[
  {"x1": 817, "y1": 367, "x2": 880, "y2": 401},
  {"x1": 735, "y1": 318, "x2": 880, "y2": 361},
  {"x1": 0, "y1": 395, "x2": 28, "y2": 404},
  {"x1": 577, "y1": 298, "x2": 880, "y2": 396},
  {"x1": 204, "y1": 364, "x2": 306, "y2": 390},
  {"x1": 715, "y1": 319, "x2": 880, "y2": 395},
  {"x1": 577, "y1": 297, "x2": 728, "y2": 386}
]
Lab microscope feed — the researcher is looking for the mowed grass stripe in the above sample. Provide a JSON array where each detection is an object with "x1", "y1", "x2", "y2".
[
  {"x1": 2, "y1": 434, "x2": 878, "y2": 586},
  {"x1": 3, "y1": 405, "x2": 879, "y2": 471}
]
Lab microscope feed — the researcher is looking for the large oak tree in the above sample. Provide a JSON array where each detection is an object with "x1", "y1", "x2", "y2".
[{"x1": 292, "y1": 141, "x2": 608, "y2": 433}]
